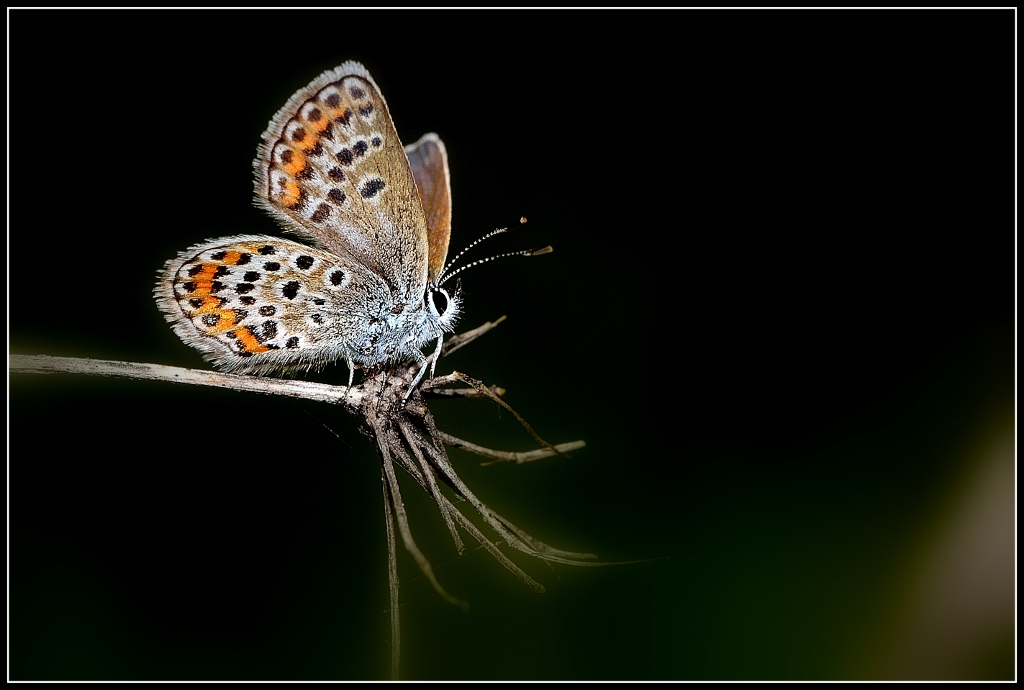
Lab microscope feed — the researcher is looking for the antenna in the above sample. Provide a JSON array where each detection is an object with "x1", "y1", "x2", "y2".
[{"x1": 437, "y1": 218, "x2": 551, "y2": 287}]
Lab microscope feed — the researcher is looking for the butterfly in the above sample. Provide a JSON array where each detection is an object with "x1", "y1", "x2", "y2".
[{"x1": 156, "y1": 62, "x2": 459, "y2": 391}]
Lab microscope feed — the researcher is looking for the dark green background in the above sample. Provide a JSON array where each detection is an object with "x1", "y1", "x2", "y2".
[{"x1": 10, "y1": 9, "x2": 1014, "y2": 680}]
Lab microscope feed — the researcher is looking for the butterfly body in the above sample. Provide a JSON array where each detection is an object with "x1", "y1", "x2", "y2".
[{"x1": 157, "y1": 63, "x2": 459, "y2": 382}]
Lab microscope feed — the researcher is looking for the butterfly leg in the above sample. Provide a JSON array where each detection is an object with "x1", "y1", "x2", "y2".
[
  {"x1": 404, "y1": 350, "x2": 431, "y2": 402},
  {"x1": 428, "y1": 334, "x2": 444, "y2": 380},
  {"x1": 341, "y1": 356, "x2": 356, "y2": 403}
]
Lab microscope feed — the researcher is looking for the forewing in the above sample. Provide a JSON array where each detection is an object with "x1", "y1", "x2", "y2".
[
  {"x1": 254, "y1": 62, "x2": 429, "y2": 302},
  {"x1": 156, "y1": 235, "x2": 377, "y2": 375},
  {"x1": 404, "y1": 133, "x2": 452, "y2": 284}
]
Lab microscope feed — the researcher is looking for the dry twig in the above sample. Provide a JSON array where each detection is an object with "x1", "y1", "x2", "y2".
[{"x1": 10, "y1": 317, "x2": 601, "y2": 679}]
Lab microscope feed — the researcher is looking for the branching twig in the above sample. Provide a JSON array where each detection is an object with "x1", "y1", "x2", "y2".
[{"x1": 10, "y1": 319, "x2": 603, "y2": 679}]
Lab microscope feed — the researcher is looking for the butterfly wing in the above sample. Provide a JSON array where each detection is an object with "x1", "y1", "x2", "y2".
[
  {"x1": 156, "y1": 235, "x2": 382, "y2": 375},
  {"x1": 404, "y1": 133, "x2": 452, "y2": 284},
  {"x1": 254, "y1": 61, "x2": 429, "y2": 304}
]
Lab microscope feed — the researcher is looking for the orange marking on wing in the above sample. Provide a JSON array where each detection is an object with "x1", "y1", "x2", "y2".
[
  {"x1": 178, "y1": 265, "x2": 221, "y2": 310},
  {"x1": 309, "y1": 115, "x2": 329, "y2": 133},
  {"x1": 221, "y1": 251, "x2": 242, "y2": 265},
  {"x1": 187, "y1": 264, "x2": 218, "y2": 281},
  {"x1": 190, "y1": 295, "x2": 223, "y2": 315},
  {"x1": 234, "y1": 327, "x2": 269, "y2": 353},
  {"x1": 287, "y1": 123, "x2": 318, "y2": 153},
  {"x1": 204, "y1": 308, "x2": 237, "y2": 334},
  {"x1": 276, "y1": 180, "x2": 302, "y2": 208},
  {"x1": 281, "y1": 148, "x2": 307, "y2": 175},
  {"x1": 328, "y1": 106, "x2": 351, "y2": 125}
]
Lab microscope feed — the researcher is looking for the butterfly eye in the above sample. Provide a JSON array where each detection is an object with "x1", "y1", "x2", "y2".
[{"x1": 428, "y1": 288, "x2": 450, "y2": 317}]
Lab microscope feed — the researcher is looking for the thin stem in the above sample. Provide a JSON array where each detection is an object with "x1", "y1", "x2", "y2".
[
  {"x1": 422, "y1": 385, "x2": 507, "y2": 399},
  {"x1": 372, "y1": 419, "x2": 469, "y2": 612},
  {"x1": 381, "y1": 465, "x2": 400, "y2": 681},
  {"x1": 413, "y1": 426, "x2": 600, "y2": 564},
  {"x1": 437, "y1": 493, "x2": 546, "y2": 593},
  {"x1": 9, "y1": 354, "x2": 360, "y2": 407},
  {"x1": 438, "y1": 316, "x2": 506, "y2": 358},
  {"x1": 398, "y1": 420, "x2": 465, "y2": 554},
  {"x1": 437, "y1": 430, "x2": 586, "y2": 465},
  {"x1": 425, "y1": 371, "x2": 566, "y2": 460},
  {"x1": 404, "y1": 423, "x2": 544, "y2": 557}
]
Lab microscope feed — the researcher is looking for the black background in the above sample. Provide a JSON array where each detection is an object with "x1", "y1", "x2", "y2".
[{"x1": 10, "y1": 9, "x2": 1014, "y2": 680}]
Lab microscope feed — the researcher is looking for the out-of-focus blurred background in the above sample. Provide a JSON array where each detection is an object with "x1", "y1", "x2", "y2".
[{"x1": 10, "y1": 9, "x2": 1013, "y2": 680}]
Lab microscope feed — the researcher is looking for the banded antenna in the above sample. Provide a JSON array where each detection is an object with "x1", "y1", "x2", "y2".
[{"x1": 436, "y1": 218, "x2": 553, "y2": 287}]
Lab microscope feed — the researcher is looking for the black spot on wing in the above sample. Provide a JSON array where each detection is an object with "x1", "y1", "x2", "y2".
[{"x1": 360, "y1": 178, "x2": 385, "y2": 198}]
